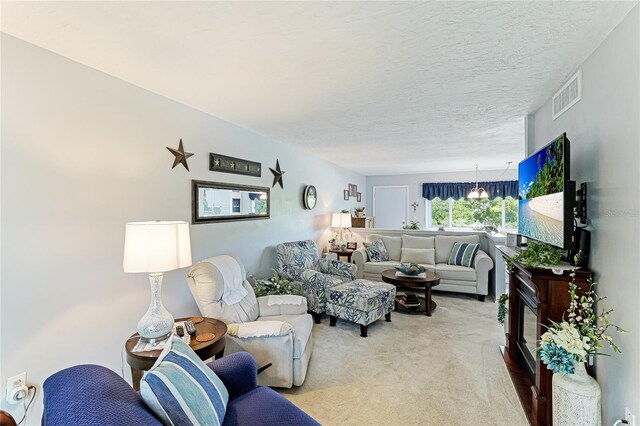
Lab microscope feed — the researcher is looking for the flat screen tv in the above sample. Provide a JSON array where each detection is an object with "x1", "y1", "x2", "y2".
[{"x1": 518, "y1": 133, "x2": 575, "y2": 249}]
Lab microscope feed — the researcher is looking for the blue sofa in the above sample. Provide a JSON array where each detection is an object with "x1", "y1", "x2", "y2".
[{"x1": 42, "y1": 352, "x2": 319, "y2": 426}]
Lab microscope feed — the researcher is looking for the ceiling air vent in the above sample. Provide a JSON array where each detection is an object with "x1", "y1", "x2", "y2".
[{"x1": 552, "y1": 70, "x2": 582, "y2": 120}]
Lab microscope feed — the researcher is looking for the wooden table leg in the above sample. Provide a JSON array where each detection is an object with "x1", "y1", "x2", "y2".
[
  {"x1": 131, "y1": 367, "x2": 143, "y2": 392},
  {"x1": 425, "y1": 286, "x2": 432, "y2": 316},
  {"x1": 215, "y1": 347, "x2": 225, "y2": 360}
]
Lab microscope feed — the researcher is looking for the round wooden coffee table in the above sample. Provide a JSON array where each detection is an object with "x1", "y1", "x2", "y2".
[
  {"x1": 125, "y1": 317, "x2": 227, "y2": 390},
  {"x1": 381, "y1": 269, "x2": 441, "y2": 316}
]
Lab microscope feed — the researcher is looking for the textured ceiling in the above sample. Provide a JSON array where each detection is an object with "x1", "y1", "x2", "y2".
[{"x1": 1, "y1": 2, "x2": 636, "y2": 175}]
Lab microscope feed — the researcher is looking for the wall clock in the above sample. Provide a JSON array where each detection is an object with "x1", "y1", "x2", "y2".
[{"x1": 303, "y1": 185, "x2": 317, "y2": 210}]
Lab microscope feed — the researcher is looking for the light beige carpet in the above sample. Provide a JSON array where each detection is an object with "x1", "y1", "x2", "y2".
[{"x1": 279, "y1": 292, "x2": 528, "y2": 426}]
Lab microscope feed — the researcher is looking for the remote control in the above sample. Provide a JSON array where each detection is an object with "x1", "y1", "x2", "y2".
[
  {"x1": 176, "y1": 326, "x2": 184, "y2": 337},
  {"x1": 184, "y1": 321, "x2": 196, "y2": 336}
]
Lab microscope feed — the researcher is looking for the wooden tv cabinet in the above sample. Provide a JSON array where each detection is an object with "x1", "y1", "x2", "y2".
[{"x1": 497, "y1": 245, "x2": 593, "y2": 425}]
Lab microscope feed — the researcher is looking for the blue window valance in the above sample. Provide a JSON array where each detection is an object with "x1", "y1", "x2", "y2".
[
  {"x1": 422, "y1": 180, "x2": 518, "y2": 201},
  {"x1": 248, "y1": 193, "x2": 262, "y2": 201}
]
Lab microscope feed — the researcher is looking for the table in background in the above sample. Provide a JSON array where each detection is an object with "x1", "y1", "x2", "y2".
[
  {"x1": 381, "y1": 269, "x2": 441, "y2": 316},
  {"x1": 125, "y1": 317, "x2": 227, "y2": 391},
  {"x1": 329, "y1": 248, "x2": 354, "y2": 263},
  {"x1": 351, "y1": 217, "x2": 366, "y2": 228}
]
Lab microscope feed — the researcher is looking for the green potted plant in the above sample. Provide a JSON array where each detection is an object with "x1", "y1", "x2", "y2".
[
  {"x1": 354, "y1": 206, "x2": 365, "y2": 218},
  {"x1": 251, "y1": 270, "x2": 303, "y2": 298},
  {"x1": 402, "y1": 219, "x2": 421, "y2": 230}
]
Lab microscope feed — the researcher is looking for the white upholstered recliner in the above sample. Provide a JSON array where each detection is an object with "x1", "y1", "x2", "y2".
[{"x1": 185, "y1": 254, "x2": 313, "y2": 388}]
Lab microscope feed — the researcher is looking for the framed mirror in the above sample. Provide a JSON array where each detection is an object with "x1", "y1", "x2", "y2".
[{"x1": 192, "y1": 180, "x2": 270, "y2": 224}]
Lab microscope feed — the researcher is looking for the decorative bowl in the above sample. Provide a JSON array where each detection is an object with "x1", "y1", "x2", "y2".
[{"x1": 395, "y1": 263, "x2": 427, "y2": 276}]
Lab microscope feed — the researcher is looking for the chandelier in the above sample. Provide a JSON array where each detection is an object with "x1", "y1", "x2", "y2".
[{"x1": 468, "y1": 164, "x2": 489, "y2": 199}]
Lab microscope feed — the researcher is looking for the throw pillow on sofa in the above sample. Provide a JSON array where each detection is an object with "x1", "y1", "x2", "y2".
[
  {"x1": 364, "y1": 239, "x2": 390, "y2": 262},
  {"x1": 448, "y1": 242, "x2": 480, "y2": 268},
  {"x1": 401, "y1": 248, "x2": 435, "y2": 265},
  {"x1": 368, "y1": 234, "x2": 402, "y2": 260},
  {"x1": 140, "y1": 335, "x2": 229, "y2": 426}
]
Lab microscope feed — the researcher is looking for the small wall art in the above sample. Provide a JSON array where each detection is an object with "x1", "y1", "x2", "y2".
[
  {"x1": 269, "y1": 159, "x2": 285, "y2": 189},
  {"x1": 167, "y1": 139, "x2": 194, "y2": 171},
  {"x1": 343, "y1": 184, "x2": 360, "y2": 200},
  {"x1": 210, "y1": 153, "x2": 261, "y2": 177}
]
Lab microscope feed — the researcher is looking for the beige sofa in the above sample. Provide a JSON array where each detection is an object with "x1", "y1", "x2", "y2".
[{"x1": 352, "y1": 233, "x2": 494, "y2": 301}]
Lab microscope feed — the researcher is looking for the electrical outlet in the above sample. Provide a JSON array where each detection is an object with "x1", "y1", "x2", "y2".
[
  {"x1": 5, "y1": 372, "x2": 27, "y2": 404},
  {"x1": 626, "y1": 408, "x2": 636, "y2": 426}
]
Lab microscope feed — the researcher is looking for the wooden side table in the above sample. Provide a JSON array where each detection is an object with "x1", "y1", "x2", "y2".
[
  {"x1": 125, "y1": 317, "x2": 227, "y2": 391},
  {"x1": 329, "y1": 248, "x2": 354, "y2": 263},
  {"x1": 0, "y1": 410, "x2": 17, "y2": 426}
]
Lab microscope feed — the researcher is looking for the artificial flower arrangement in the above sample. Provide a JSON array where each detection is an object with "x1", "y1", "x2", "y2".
[
  {"x1": 252, "y1": 270, "x2": 303, "y2": 298},
  {"x1": 537, "y1": 269, "x2": 626, "y2": 375}
]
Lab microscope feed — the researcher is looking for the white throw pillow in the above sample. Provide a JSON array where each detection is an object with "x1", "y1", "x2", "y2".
[
  {"x1": 401, "y1": 235, "x2": 435, "y2": 250},
  {"x1": 400, "y1": 248, "x2": 435, "y2": 265}
]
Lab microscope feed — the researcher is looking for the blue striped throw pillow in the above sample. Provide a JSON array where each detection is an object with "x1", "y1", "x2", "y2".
[
  {"x1": 447, "y1": 242, "x2": 480, "y2": 268},
  {"x1": 140, "y1": 335, "x2": 228, "y2": 426}
]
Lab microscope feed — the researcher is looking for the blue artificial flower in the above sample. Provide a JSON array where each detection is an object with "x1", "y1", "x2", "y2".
[{"x1": 539, "y1": 343, "x2": 576, "y2": 375}]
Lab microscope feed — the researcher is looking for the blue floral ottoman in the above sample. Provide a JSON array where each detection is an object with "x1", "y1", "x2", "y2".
[{"x1": 326, "y1": 279, "x2": 396, "y2": 337}]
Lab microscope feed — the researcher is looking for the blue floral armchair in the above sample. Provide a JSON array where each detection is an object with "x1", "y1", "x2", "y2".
[{"x1": 276, "y1": 240, "x2": 356, "y2": 323}]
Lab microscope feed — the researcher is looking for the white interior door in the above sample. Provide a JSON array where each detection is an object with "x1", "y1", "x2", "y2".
[{"x1": 373, "y1": 186, "x2": 408, "y2": 229}]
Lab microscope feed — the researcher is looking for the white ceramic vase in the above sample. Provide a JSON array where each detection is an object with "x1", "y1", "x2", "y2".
[{"x1": 552, "y1": 362, "x2": 601, "y2": 426}]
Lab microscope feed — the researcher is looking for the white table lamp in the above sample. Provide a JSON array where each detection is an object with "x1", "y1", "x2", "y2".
[
  {"x1": 331, "y1": 212, "x2": 352, "y2": 245},
  {"x1": 123, "y1": 221, "x2": 192, "y2": 343}
]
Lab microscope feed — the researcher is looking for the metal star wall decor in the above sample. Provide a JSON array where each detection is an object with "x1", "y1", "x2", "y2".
[
  {"x1": 167, "y1": 139, "x2": 194, "y2": 171},
  {"x1": 269, "y1": 159, "x2": 285, "y2": 189}
]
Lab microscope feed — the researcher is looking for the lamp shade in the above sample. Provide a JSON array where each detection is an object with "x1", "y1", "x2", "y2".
[
  {"x1": 331, "y1": 212, "x2": 352, "y2": 228},
  {"x1": 123, "y1": 221, "x2": 192, "y2": 273}
]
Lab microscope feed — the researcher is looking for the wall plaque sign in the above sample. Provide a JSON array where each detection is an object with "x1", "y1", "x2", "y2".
[{"x1": 209, "y1": 153, "x2": 261, "y2": 177}]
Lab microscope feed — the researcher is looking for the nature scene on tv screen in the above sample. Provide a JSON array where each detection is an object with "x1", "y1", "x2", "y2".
[{"x1": 518, "y1": 136, "x2": 565, "y2": 248}]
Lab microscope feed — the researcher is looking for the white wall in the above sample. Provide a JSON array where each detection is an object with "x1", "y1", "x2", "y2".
[
  {"x1": 530, "y1": 6, "x2": 639, "y2": 423},
  {"x1": 366, "y1": 169, "x2": 518, "y2": 228},
  {"x1": 0, "y1": 34, "x2": 365, "y2": 422}
]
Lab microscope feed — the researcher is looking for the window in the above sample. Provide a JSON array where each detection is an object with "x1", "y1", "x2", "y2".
[
  {"x1": 254, "y1": 199, "x2": 268, "y2": 214},
  {"x1": 504, "y1": 197, "x2": 518, "y2": 229},
  {"x1": 431, "y1": 197, "x2": 450, "y2": 227},
  {"x1": 427, "y1": 196, "x2": 518, "y2": 232}
]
